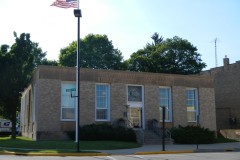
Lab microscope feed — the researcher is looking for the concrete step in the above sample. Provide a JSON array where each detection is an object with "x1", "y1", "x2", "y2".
[
  {"x1": 144, "y1": 138, "x2": 174, "y2": 144},
  {"x1": 143, "y1": 130, "x2": 174, "y2": 145}
]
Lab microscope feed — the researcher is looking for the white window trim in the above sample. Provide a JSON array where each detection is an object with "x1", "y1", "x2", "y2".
[
  {"x1": 159, "y1": 86, "x2": 172, "y2": 122},
  {"x1": 95, "y1": 83, "x2": 110, "y2": 121},
  {"x1": 186, "y1": 88, "x2": 199, "y2": 122},
  {"x1": 126, "y1": 84, "x2": 145, "y2": 129},
  {"x1": 127, "y1": 84, "x2": 144, "y2": 107},
  {"x1": 61, "y1": 81, "x2": 76, "y2": 121}
]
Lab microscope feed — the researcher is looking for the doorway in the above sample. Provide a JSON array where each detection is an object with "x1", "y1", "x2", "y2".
[{"x1": 128, "y1": 108, "x2": 142, "y2": 128}]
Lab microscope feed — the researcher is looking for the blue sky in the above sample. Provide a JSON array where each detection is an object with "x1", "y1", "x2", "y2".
[{"x1": 0, "y1": 0, "x2": 239, "y2": 70}]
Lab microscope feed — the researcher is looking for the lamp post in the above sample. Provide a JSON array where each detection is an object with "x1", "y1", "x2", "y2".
[
  {"x1": 161, "y1": 106, "x2": 166, "y2": 151},
  {"x1": 74, "y1": 8, "x2": 82, "y2": 152},
  {"x1": 125, "y1": 105, "x2": 129, "y2": 127},
  {"x1": 196, "y1": 114, "x2": 200, "y2": 150}
]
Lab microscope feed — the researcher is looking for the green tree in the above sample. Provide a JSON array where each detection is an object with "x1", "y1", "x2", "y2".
[
  {"x1": 147, "y1": 32, "x2": 164, "y2": 46},
  {"x1": 59, "y1": 34, "x2": 125, "y2": 70},
  {"x1": 0, "y1": 44, "x2": 10, "y2": 119},
  {"x1": 0, "y1": 32, "x2": 46, "y2": 138},
  {"x1": 128, "y1": 35, "x2": 206, "y2": 74},
  {"x1": 0, "y1": 44, "x2": 9, "y2": 54},
  {"x1": 40, "y1": 59, "x2": 59, "y2": 66}
]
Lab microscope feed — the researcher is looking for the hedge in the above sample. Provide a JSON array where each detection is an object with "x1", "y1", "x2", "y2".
[
  {"x1": 171, "y1": 125, "x2": 215, "y2": 144},
  {"x1": 67, "y1": 123, "x2": 136, "y2": 142}
]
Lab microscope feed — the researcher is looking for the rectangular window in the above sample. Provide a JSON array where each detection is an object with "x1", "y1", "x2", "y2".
[
  {"x1": 159, "y1": 87, "x2": 172, "y2": 122},
  {"x1": 61, "y1": 83, "x2": 76, "y2": 121},
  {"x1": 186, "y1": 88, "x2": 198, "y2": 122},
  {"x1": 95, "y1": 84, "x2": 110, "y2": 121},
  {"x1": 128, "y1": 86, "x2": 142, "y2": 102}
]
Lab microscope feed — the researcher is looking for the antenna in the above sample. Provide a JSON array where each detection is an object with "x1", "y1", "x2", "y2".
[{"x1": 214, "y1": 38, "x2": 218, "y2": 67}]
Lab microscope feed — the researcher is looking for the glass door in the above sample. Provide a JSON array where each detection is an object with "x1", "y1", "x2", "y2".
[{"x1": 129, "y1": 108, "x2": 142, "y2": 128}]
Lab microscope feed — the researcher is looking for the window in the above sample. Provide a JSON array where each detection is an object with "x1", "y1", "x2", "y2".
[
  {"x1": 61, "y1": 83, "x2": 76, "y2": 121},
  {"x1": 186, "y1": 88, "x2": 198, "y2": 122},
  {"x1": 95, "y1": 84, "x2": 110, "y2": 121},
  {"x1": 128, "y1": 86, "x2": 142, "y2": 102},
  {"x1": 159, "y1": 87, "x2": 172, "y2": 121}
]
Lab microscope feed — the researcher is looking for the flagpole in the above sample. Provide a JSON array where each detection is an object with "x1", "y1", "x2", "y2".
[
  {"x1": 74, "y1": 0, "x2": 81, "y2": 152},
  {"x1": 51, "y1": 0, "x2": 81, "y2": 152}
]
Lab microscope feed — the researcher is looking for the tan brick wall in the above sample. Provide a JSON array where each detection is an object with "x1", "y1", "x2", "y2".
[
  {"x1": 110, "y1": 83, "x2": 127, "y2": 123},
  {"x1": 21, "y1": 66, "x2": 217, "y2": 140},
  {"x1": 214, "y1": 69, "x2": 240, "y2": 129},
  {"x1": 38, "y1": 79, "x2": 61, "y2": 131},
  {"x1": 172, "y1": 86, "x2": 188, "y2": 127},
  {"x1": 144, "y1": 85, "x2": 159, "y2": 129},
  {"x1": 79, "y1": 81, "x2": 95, "y2": 125},
  {"x1": 199, "y1": 88, "x2": 216, "y2": 131},
  {"x1": 202, "y1": 60, "x2": 240, "y2": 130}
]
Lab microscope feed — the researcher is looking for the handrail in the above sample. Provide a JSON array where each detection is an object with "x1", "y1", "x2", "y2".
[
  {"x1": 126, "y1": 119, "x2": 134, "y2": 128},
  {"x1": 126, "y1": 119, "x2": 142, "y2": 128},
  {"x1": 126, "y1": 119, "x2": 144, "y2": 144},
  {"x1": 151, "y1": 121, "x2": 171, "y2": 139}
]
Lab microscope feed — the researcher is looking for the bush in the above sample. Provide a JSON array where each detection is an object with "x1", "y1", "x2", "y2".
[
  {"x1": 0, "y1": 132, "x2": 11, "y2": 137},
  {"x1": 171, "y1": 125, "x2": 215, "y2": 144},
  {"x1": 67, "y1": 123, "x2": 136, "y2": 142}
]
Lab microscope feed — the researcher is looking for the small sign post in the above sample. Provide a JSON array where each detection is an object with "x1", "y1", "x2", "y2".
[
  {"x1": 66, "y1": 88, "x2": 76, "y2": 98},
  {"x1": 162, "y1": 106, "x2": 166, "y2": 151}
]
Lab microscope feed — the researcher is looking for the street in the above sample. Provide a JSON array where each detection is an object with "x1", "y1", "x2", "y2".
[{"x1": 0, "y1": 152, "x2": 240, "y2": 160}]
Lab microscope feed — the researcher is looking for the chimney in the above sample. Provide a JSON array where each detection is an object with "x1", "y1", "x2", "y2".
[{"x1": 223, "y1": 55, "x2": 229, "y2": 67}]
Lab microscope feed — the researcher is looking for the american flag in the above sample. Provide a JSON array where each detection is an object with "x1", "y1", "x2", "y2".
[{"x1": 51, "y1": 0, "x2": 78, "y2": 9}]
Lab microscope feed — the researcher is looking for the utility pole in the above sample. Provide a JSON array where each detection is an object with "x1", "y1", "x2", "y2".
[{"x1": 214, "y1": 38, "x2": 218, "y2": 67}]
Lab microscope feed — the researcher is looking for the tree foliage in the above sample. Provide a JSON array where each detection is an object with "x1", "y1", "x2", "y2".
[
  {"x1": 171, "y1": 125, "x2": 215, "y2": 144},
  {"x1": 59, "y1": 34, "x2": 125, "y2": 70},
  {"x1": 40, "y1": 59, "x2": 59, "y2": 66},
  {"x1": 128, "y1": 35, "x2": 206, "y2": 74},
  {"x1": 0, "y1": 32, "x2": 46, "y2": 138},
  {"x1": 147, "y1": 32, "x2": 164, "y2": 46}
]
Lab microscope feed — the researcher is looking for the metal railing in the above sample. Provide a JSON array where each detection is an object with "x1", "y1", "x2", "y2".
[
  {"x1": 151, "y1": 121, "x2": 172, "y2": 140},
  {"x1": 126, "y1": 119, "x2": 134, "y2": 128}
]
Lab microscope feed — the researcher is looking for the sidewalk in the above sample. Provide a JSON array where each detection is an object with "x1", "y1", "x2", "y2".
[{"x1": 96, "y1": 142, "x2": 240, "y2": 155}]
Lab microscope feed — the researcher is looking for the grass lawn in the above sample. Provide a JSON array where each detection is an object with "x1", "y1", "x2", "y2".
[{"x1": 0, "y1": 136, "x2": 140, "y2": 153}]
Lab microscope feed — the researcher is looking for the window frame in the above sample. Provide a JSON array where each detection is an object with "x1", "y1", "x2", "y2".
[
  {"x1": 127, "y1": 85, "x2": 143, "y2": 102},
  {"x1": 186, "y1": 88, "x2": 199, "y2": 122},
  {"x1": 61, "y1": 82, "x2": 76, "y2": 121},
  {"x1": 159, "y1": 86, "x2": 172, "y2": 122},
  {"x1": 95, "y1": 83, "x2": 110, "y2": 121}
]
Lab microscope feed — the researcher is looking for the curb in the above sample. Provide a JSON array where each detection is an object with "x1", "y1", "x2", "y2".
[
  {"x1": 1, "y1": 148, "x2": 239, "y2": 156},
  {"x1": 194, "y1": 148, "x2": 240, "y2": 153},
  {"x1": 224, "y1": 148, "x2": 235, "y2": 151},
  {"x1": 0, "y1": 151, "x2": 109, "y2": 156},
  {"x1": 135, "y1": 150, "x2": 194, "y2": 155}
]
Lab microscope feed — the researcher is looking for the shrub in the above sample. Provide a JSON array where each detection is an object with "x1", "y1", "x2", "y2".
[
  {"x1": 67, "y1": 123, "x2": 136, "y2": 142},
  {"x1": 0, "y1": 132, "x2": 11, "y2": 137},
  {"x1": 171, "y1": 125, "x2": 215, "y2": 144}
]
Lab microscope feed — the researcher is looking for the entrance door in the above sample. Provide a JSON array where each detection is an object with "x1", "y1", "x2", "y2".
[{"x1": 129, "y1": 108, "x2": 142, "y2": 128}]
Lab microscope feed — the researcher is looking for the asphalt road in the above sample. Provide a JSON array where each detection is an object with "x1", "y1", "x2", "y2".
[{"x1": 0, "y1": 152, "x2": 240, "y2": 160}]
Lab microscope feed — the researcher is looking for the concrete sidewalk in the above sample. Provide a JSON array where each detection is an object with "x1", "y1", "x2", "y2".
[{"x1": 96, "y1": 142, "x2": 240, "y2": 155}]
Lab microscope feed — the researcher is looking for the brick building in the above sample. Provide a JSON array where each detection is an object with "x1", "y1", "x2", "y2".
[
  {"x1": 20, "y1": 65, "x2": 216, "y2": 140},
  {"x1": 201, "y1": 56, "x2": 240, "y2": 130}
]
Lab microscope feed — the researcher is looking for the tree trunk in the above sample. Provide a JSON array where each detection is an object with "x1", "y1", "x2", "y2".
[{"x1": 11, "y1": 112, "x2": 17, "y2": 139}]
